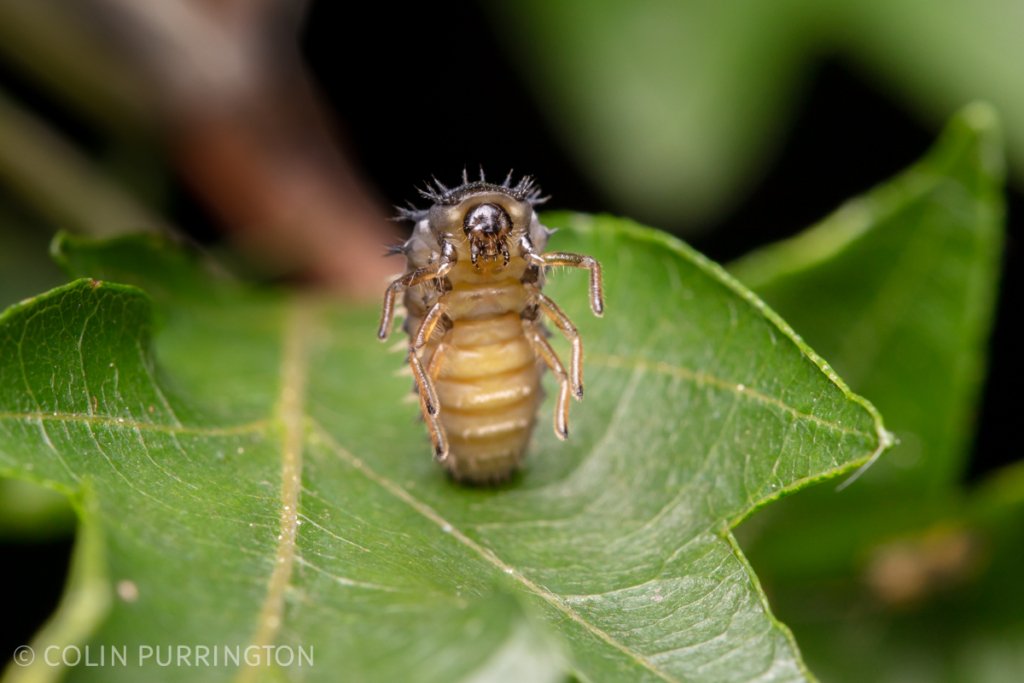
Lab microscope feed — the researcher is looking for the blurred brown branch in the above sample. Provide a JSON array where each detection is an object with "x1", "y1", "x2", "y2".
[{"x1": 0, "y1": 0, "x2": 401, "y2": 297}]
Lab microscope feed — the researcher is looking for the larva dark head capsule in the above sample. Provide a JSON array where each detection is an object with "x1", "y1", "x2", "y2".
[
  {"x1": 378, "y1": 172, "x2": 604, "y2": 484},
  {"x1": 463, "y1": 203, "x2": 513, "y2": 266},
  {"x1": 422, "y1": 177, "x2": 543, "y2": 274}
]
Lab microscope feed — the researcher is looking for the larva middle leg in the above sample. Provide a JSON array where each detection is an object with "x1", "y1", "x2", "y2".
[
  {"x1": 378, "y1": 264, "x2": 449, "y2": 341},
  {"x1": 427, "y1": 339, "x2": 449, "y2": 379},
  {"x1": 524, "y1": 323, "x2": 571, "y2": 440},
  {"x1": 535, "y1": 291, "x2": 584, "y2": 400},
  {"x1": 413, "y1": 302, "x2": 449, "y2": 350}
]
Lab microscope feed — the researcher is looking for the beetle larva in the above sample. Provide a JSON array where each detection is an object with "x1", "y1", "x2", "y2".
[{"x1": 378, "y1": 171, "x2": 603, "y2": 484}]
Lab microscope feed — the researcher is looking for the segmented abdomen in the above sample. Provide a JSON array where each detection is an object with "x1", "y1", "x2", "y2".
[{"x1": 432, "y1": 308, "x2": 543, "y2": 484}]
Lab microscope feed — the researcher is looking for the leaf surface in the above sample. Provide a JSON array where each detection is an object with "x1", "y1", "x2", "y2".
[
  {"x1": 1, "y1": 218, "x2": 886, "y2": 682},
  {"x1": 0, "y1": 200, "x2": 71, "y2": 536}
]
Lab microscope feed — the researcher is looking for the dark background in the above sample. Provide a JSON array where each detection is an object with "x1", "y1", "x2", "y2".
[
  {"x1": 300, "y1": 1, "x2": 1018, "y2": 481},
  {"x1": 4, "y1": 0, "x2": 1020, "y2": 665}
]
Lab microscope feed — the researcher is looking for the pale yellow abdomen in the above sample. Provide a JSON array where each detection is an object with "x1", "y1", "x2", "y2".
[{"x1": 433, "y1": 311, "x2": 543, "y2": 483}]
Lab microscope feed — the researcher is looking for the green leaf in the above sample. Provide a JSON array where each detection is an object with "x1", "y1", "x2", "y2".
[
  {"x1": 0, "y1": 197, "x2": 72, "y2": 536},
  {"x1": 732, "y1": 104, "x2": 1017, "y2": 681},
  {"x1": 1, "y1": 220, "x2": 887, "y2": 682},
  {"x1": 733, "y1": 102, "x2": 1004, "y2": 577}
]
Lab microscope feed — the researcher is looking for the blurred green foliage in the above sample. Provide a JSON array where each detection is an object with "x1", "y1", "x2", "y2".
[
  {"x1": 733, "y1": 104, "x2": 1021, "y2": 682},
  {"x1": 497, "y1": 0, "x2": 1024, "y2": 228},
  {"x1": 0, "y1": 1, "x2": 1020, "y2": 679}
]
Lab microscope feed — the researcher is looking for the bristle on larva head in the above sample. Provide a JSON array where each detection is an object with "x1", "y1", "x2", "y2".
[
  {"x1": 393, "y1": 170, "x2": 546, "y2": 223},
  {"x1": 392, "y1": 203, "x2": 428, "y2": 224}
]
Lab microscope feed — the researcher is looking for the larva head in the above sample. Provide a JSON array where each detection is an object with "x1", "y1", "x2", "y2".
[
  {"x1": 408, "y1": 173, "x2": 547, "y2": 269},
  {"x1": 462, "y1": 202, "x2": 513, "y2": 265}
]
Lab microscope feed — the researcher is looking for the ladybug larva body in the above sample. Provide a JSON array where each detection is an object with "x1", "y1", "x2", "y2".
[{"x1": 378, "y1": 172, "x2": 603, "y2": 484}]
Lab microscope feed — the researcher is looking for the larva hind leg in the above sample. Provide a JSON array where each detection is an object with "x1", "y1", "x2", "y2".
[
  {"x1": 524, "y1": 323, "x2": 571, "y2": 440},
  {"x1": 409, "y1": 303, "x2": 452, "y2": 461},
  {"x1": 408, "y1": 349, "x2": 449, "y2": 461}
]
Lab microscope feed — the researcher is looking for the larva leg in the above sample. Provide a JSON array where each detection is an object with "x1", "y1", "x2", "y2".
[
  {"x1": 410, "y1": 305, "x2": 451, "y2": 459},
  {"x1": 423, "y1": 340, "x2": 451, "y2": 458},
  {"x1": 427, "y1": 340, "x2": 448, "y2": 378},
  {"x1": 408, "y1": 302, "x2": 447, "y2": 414},
  {"x1": 535, "y1": 291, "x2": 584, "y2": 401},
  {"x1": 538, "y1": 252, "x2": 604, "y2": 317},
  {"x1": 408, "y1": 349, "x2": 449, "y2": 460},
  {"x1": 524, "y1": 324, "x2": 571, "y2": 440},
  {"x1": 408, "y1": 347, "x2": 440, "y2": 417},
  {"x1": 422, "y1": 338, "x2": 451, "y2": 460},
  {"x1": 423, "y1": 409, "x2": 449, "y2": 462},
  {"x1": 413, "y1": 302, "x2": 448, "y2": 349},
  {"x1": 378, "y1": 265, "x2": 448, "y2": 341}
]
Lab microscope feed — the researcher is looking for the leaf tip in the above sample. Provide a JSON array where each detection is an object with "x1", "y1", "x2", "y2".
[
  {"x1": 959, "y1": 101, "x2": 1000, "y2": 135},
  {"x1": 48, "y1": 229, "x2": 74, "y2": 269},
  {"x1": 947, "y1": 101, "x2": 1005, "y2": 184},
  {"x1": 835, "y1": 426, "x2": 898, "y2": 492}
]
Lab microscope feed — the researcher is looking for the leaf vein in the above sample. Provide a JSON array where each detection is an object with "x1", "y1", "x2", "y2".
[
  {"x1": 0, "y1": 411, "x2": 268, "y2": 436},
  {"x1": 589, "y1": 353, "x2": 871, "y2": 439},
  {"x1": 237, "y1": 299, "x2": 312, "y2": 681},
  {"x1": 311, "y1": 420, "x2": 684, "y2": 683}
]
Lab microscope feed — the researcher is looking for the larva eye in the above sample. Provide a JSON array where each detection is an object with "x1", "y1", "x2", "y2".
[{"x1": 378, "y1": 173, "x2": 604, "y2": 484}]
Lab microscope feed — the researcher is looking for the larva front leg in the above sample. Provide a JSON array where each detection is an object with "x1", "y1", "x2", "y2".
[
  {"x1": 377, "y1": 263, "x2": 450, "y2": 341},
  {"x1": 539, "y1": 252, "x2": 604, "y2": 317},
  {"x1": 520, "y1": 238, "x2": 605, "y2": 318}
]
